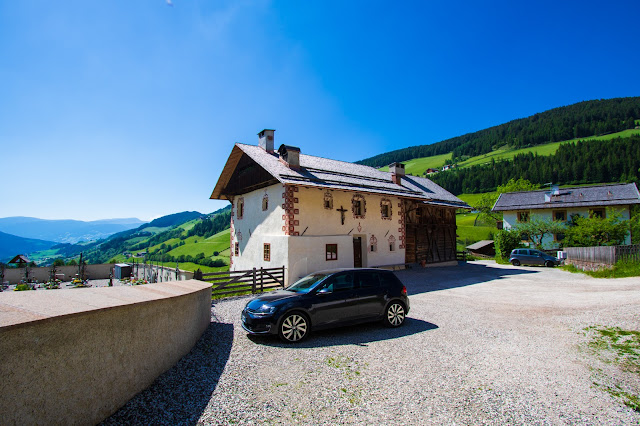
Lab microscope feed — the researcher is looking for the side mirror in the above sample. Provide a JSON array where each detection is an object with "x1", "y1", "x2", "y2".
[{"x1": 318, "y1": 287, "x2": 332, "y2": 295}]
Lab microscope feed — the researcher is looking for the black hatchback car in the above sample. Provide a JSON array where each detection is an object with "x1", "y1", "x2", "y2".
[{"x1": 241, "y1": 268, "x2": 410, "y2": 343}]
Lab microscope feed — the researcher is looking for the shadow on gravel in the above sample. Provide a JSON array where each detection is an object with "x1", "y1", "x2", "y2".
[
  {"x1": 248, "y1": 317, "x2": 437, "y2": 348},
  {"x1": 397, "y1": 261, "x2": 538, "y2": 296},
  {"x1": 101, "y1": 321, "x2": 234, "y2": 426}
]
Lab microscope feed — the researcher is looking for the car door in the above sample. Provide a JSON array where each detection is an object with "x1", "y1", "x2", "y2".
[
  {"x1": 310, "y1": 272, "x2": 357, "y2": 327},
  {"x1": 530, "y1": 250, "x2": 544, "y2": 265},
  {"x1": 354, "y1": 270, "x2": 386, "y2": 318}
]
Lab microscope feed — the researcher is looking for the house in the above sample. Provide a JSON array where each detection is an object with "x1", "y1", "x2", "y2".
[
  {"x1": 210, "y1": 129, "x2": 470, "y2": 284},
  {"x1": 425, "y1": 168, "x2": 439, "y2": 175},
  {"x1": 492, "y1": 183, "x2": 640, "y2": 247}
]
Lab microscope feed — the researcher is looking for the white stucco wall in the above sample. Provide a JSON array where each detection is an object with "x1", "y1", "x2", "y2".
[
  {"x1": 287, "y1": 235, "x2": 354, "y2": 284},
  {"x1": 502, "y1": 206, "x2": 632, "y2": 247},
  {"x1": 295, "y1": 187, "x2": 405, "y2": 268},
  {"x1": 231, "y1": 184, "x2": 286, "y2": 271},
  {"x1": 230, "y1": 183, "x2": 407, "y2": 285}
]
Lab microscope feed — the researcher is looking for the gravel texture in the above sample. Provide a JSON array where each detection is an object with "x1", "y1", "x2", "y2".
[{"x1": 104, "y1": 261, "x2": 640, "y2": 425}]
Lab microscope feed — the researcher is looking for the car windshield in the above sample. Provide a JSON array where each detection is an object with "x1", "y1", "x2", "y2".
[{"x1": 286, "y1": 273, "x2": 328, "y2": 293}]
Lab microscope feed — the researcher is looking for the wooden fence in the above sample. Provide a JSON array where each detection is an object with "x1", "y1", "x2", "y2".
[
  {"x1": 565, "y1": 244, "x2": 640, "y2": 266},
  {"x1": 198, "y1": 266, "x2": 285, "y2": 297}
]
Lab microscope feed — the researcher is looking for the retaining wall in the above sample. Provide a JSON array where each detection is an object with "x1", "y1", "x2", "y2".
[
  {"x1": 2, "y1": 263, "x2": 195, "y2": 284},
  {"x1": 0, "y1": 280, "x2": 212, "y2": 425}
]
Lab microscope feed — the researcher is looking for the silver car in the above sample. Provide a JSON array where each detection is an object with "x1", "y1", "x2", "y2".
[{"x1": 509, "y1": 249, "x2": 561, "y2": 267}]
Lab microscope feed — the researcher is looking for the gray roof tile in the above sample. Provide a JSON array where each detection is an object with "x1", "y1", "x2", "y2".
[
  {"x1": 492, "y1": 183, "x2": 640, "y2": 211},
  {"x1": 237, "y1": 143, "x2": 469, "y2": 208}
]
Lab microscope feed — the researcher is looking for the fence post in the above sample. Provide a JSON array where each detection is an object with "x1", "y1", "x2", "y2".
[
  {"x1": 252, "y1": 267, "x2": 257, "y2": 294},
  {"x1": 260, "y1": 268, "x2": 264, "y2": 293}
]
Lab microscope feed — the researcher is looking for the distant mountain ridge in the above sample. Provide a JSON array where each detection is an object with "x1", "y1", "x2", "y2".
[
  {"x1": 0, "y1": 216, "x2": 145, "y2": 244},
  {"x1": 0, "y1": 231, "x2": 55, "y2": 262}
]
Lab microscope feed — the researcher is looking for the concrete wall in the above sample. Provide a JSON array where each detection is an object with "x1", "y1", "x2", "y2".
[
  {"x1": 0, "y1": 280, "x2": 212, "y2": 425},
  {"x1": 2, "y1": 263, "x2": 115, "y2": 284},
  {"x1": 2, "y1": 263, "x2": 195, "y2": 285},
  {"x1": 502, "y1": 206, "x2": 631, "y2": 248}
]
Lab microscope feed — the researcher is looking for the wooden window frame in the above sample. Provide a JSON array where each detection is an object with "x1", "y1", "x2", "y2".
[
  {"x1": 517, "y1": 211, "x2": 529, "y2": 223},
  {"x1": 589, "y1": 208, "x2": 606, "y2": 219},
  {"x1": 237, "y1": 197, "x2": 244, "y2": 220},
  {"x1": 234, "y1": 242, "x2": 239, "y2": 256},
  {"x1": 552, "y1": 210, "x2": 567, "y2": 222},
  {"x1": 263, "y1": 243, "x2": 270, "y2": 261},
  {"x1": 262, "y1": 195, "x2": 269, "y2": 211},
  {"x1": 326, "y1": 244, "x2": 338, "y2": 261},
  {"x1": 323, "y1": 191, "x2": 333, "y2": 210},
  {"x1": 351, "y1": 194, "x2": 366, "y2": 218}
]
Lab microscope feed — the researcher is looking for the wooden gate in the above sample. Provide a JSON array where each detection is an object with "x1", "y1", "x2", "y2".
[{"x1": 200, "y1": 266, "x2": 285, "y2": 297}]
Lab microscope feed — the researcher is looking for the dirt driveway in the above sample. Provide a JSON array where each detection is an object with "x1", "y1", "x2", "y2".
[{"x1": 104, "y1": 261, "x2": 640, "y2": 425}]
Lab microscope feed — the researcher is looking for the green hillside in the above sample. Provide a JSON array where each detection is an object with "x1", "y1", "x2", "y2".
[
  {"x1": 379, "y1": 152, "x2": 452, "y2": 174},
  {"x1": 359, "y1": 96, "x2": 640, "y2": 167},
  {"x1": 384, "y1": 128, "x2": 640, "y2": 177}
]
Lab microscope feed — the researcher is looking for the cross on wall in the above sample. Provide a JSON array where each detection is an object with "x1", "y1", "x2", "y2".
[{"x1": 336, "y1": 206, "x2": 348, "y2": 225}]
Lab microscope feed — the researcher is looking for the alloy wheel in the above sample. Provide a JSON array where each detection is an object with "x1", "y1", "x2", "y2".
[
  {"x1": 387, "y1": 303, "x2": 405, "y2": 327},
  {"x1": 281, "y1": 314, "x2": 308, "y2": 342}
]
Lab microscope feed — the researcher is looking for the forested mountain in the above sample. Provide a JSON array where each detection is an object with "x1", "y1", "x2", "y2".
[
  {"x1": 357, "y1": 97, "x2": 640, "y2": 168},
  {"x1": 430, "y1": 135, "x2": 640, "y2": 194}
]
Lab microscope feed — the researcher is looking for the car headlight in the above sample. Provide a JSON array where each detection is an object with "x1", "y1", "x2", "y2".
[{"x1": 253, "y1": 304, "x2": 277, "y2": 317}]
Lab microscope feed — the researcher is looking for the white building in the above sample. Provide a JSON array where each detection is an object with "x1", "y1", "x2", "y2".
[
  {"x1": 492, "y1": 183, "x2": 640, "y2": 247},
  {"x1": 211, "y1": 129, "x2": 469, "y2": 284}
]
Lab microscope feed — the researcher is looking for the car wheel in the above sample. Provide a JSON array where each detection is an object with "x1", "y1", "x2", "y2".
[
  {"x1": 279, "y1": 312, "x2": 309, "y2": 343},
  {"x1": 545, "y1": 260, "x2": 555, "y2": 268},
  {"x1": 511, "y1": 259, "x2": 521, "y2": 266},
  {"x1": 384, "y1": 302, "x2": 406, "y2": 327}
]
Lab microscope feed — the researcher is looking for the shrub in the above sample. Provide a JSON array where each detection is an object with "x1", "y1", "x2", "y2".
[{"x1": 494, "y1": 228, "x2": 522, "y2": 262}]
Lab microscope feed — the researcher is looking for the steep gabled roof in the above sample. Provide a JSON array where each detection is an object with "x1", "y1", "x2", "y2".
[
  {"x1": 492, "y1": 183, "x2": 640, "y2": 212},
  {"x1": 211, "y1": 143, "x2": 469, "y2": 208}
]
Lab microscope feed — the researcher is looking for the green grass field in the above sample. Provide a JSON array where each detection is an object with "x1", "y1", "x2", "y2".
[
  {"x1": 456, "y1": 192, "x2": 497, "y2": 207},
  {"x1": 456, "y1": 212, "x2": 496, "y2": 250},
  {"x1": 379, "y1": 152, "x2": 452, "y2": 175}
]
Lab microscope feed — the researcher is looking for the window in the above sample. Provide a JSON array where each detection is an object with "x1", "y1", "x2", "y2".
[
  {"x1": 354, "y1": 200, "x2": 362, "y2": 216},
  {"x1": 326, "y1": 244, "x2": 338, "y2": 261},
  {"x1": 388, "y1": 235, "x2": 396, "y2": 251},
  {"x1": 369, "y1": 235, "x2": 378, "y2": 252},
  {"x1": 234, "y1": 242, "x2": 239, "y2": 256},
  {"x1": 357, "y1": 271, "x2": 381, "y2": 288},
  {"x1": 351, "y1": 193, "x2": 366, "y2": 218},
  {"x1": 380, "y1": 198, "x2": 392, "y2": 219},
  {"x1": 517, "y1": 211, "x2": 529, "y2": 222},
  {"x1": 263, "y1": 243, "x2": 270, "y2": 261},
  {"x1": 590, "y1": 208, "x2": 606, "y2": 218},
  {"x1": 237, "y1": 197, "x2": 244, "y2": 219},
  {"x1": 554, "y1": 233, "x2": 565, "y2": 242},
  {"x1": 553, "y1": 210, "x2": 567, "y2": 222},
  {"x1": 321, "y1": 272, "x2": 354, "y2": 292},
  {"x1": 323, "y1": 191, "x2": 333, "y2": 210},
  {"x1": 262, "y1": 194, "x2": 269, "y2": 211}
]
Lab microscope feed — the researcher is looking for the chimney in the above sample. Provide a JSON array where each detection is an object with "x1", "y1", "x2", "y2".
[
  {"x1": 277, "y1": 144, "x2": 301, "y2": 169},
  {"x1": 258, "y1": 129, "x2": 275, "y2": 153},
  {"x1": 390, "y1": 162, "x2": 405, "y2": 185}
]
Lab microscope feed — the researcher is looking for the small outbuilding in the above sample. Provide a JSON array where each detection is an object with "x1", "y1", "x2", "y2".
[
  {"x1": 114, "y1": 263, "x2": 131, "y2": 279},
  {"x1": 466, "y1": 240, "x2": 495, "y2": 257}
]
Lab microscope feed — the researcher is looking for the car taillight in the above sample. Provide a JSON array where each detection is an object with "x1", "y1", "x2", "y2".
[{"x1": 401, "y1": 285, "x2": 407, "y2": 296}]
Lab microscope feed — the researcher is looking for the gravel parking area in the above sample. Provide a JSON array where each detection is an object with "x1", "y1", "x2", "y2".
[{"x1": 104, "y1": 261, "x2": 640, "y2": 425}]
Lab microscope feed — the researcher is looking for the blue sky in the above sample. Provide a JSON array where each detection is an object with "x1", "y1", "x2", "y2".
[{"x1": 1, "y1": 0, "x2": 639, "y2": 221}]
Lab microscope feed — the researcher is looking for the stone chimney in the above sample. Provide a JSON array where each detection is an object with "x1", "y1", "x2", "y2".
[
  {"x1": 258, "y1": 129, "x2": 275, "y2": 153},
  {"x1": 390, "y1": 162, "x2": 405, "y2": 185},
  {"x1": 278, "y1": 144, "x2": 301, "y2": 169}
]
